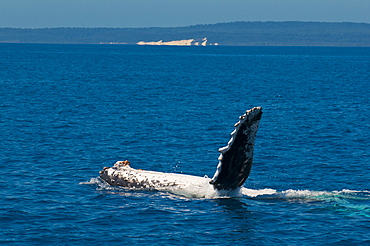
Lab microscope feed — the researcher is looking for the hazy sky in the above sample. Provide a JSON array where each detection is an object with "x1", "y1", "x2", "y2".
[{"x1": 1, "y1": 0, "x2": 369, "y2": 28}]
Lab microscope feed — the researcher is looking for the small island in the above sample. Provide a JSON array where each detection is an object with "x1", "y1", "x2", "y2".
[{"x1": 137, "y1": 38, "x2": 218, "y2": 46}]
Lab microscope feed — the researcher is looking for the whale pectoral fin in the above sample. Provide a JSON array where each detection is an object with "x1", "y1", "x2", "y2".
[{"x1": 210, "y1": 107, "x2": 262, "y2": 190}]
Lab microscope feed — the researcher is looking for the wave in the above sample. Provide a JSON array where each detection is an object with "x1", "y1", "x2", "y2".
[
  {"x1": 242, "y1": 188, "x2": 370, "y2": 218},
  {"x1": 81, "y1": 177, "x2": 370, "y2": 218},
  {"x1": 81, "y1": 178, "x2": 369, "y2": 200},
  {"x1": 242, "y1": 188, "x2": 370, "y2": 200}
]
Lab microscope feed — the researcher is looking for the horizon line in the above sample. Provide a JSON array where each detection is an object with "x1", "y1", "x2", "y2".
[{"x1": 1, "y1": 20, "x2": 369, "y2": 29}]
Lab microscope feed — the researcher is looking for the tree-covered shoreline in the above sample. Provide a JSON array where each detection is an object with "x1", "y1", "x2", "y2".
[{"x1": 1, "y1": 21, "x2": 369, "y2": 46}]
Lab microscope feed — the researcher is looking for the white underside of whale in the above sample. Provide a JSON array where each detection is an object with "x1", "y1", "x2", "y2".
[
  {"x1": 100, "y1": 161, "x2": 221, "y2": 198},
  {"x1": 100, "y1": 161, "x2": 277, "y2": 198}
]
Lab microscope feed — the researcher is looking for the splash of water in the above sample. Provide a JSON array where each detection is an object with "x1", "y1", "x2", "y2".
[
  {"x1": 81, "y1": 177, "x2": 243, "y2": 199},
  {"x1": 81, "y1": 178, "x2": 370, "y2": 217},
  {"x1": 242, "y1": 188, "x2": 370, "y2": 218}
]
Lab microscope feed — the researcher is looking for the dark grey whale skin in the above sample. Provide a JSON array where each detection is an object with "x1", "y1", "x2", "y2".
[{"x1": 210, "y1": 107, "x2": 262, "y2": 191}]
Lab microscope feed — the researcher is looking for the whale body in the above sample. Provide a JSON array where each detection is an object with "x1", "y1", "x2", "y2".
[{"x1": 99, "y1": 107, "x2": 262, "y2": 192}]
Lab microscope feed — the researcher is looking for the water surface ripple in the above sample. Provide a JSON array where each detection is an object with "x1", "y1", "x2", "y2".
[{"x1": 1, "y1": 44, "x2": 369, "y2": 245}]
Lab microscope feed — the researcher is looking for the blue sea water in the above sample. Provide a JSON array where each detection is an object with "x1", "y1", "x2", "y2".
[{"x1": 0, "y1": 43, "x2": 369, "y2": 245}]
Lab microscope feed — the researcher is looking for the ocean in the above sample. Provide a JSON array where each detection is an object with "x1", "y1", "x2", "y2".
[{"x1": 0, "y1": 44, "x2": 369, "y2": 245}]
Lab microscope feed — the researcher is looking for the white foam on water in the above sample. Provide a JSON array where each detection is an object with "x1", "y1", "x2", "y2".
[
  {"x1": 242, "y1": 188, "x2": 370, "y2": 215},
  {"x1": 79, "y1": 178, "x2": 101, "y2": 185},
  {"x1": 80, "y1": 177, "x2": 119, "y2": 191},
  {"x1": 241, "y1": 187, "x2": 277, "y2": 197},
  {"x1": 242, "y1": 188, "x2": 370, "y2": 200},
  {"x1": 81, "y1": 176, "x2": 370, "y2": 217}
]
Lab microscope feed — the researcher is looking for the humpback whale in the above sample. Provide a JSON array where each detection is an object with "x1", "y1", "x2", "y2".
[{"x1": 99, "y1": 107, "x2": 262, "y2": 193}]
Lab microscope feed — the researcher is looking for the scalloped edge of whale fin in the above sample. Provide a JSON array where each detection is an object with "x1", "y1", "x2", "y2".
[{"x1": 210, "y1": 107, "x2": 262, "y2": 190}]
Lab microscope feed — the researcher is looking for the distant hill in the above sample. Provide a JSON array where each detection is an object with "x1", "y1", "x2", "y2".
[{"x1": 1, "y1": 21, "x2": 370, "y2": 46}]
